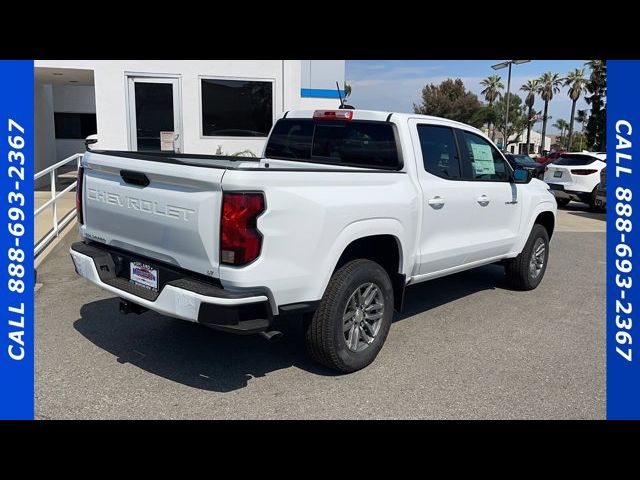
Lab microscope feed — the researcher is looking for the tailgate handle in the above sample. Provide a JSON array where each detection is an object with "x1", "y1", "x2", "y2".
[{"x1": 120, "y1": 170, "x2": 150, "y2": 187}]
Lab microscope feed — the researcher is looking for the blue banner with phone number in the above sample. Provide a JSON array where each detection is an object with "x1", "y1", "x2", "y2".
[
  {"x1": 0, "y1": 60, "x2": 34, "y2": 419},
  {"x1": 607, "y1": 60, "x2": 640, "y2": 419}
]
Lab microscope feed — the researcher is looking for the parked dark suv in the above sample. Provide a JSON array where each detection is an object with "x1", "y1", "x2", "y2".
[{"x1": 505, "y1": 154, "x2": 546, "y2": 179}]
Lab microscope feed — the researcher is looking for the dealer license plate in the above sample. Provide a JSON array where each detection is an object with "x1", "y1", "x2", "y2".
[{"x1": 130, "y1": 262, "x2": 158, "y2": 290}]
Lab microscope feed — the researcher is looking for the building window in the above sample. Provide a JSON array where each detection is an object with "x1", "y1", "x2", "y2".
[
  {"x1": 201, "y1": 78, "x2": 273, "y2": 137},
  {"x1": 54, "y1": 113, "x2": 97, "y2": 140}
]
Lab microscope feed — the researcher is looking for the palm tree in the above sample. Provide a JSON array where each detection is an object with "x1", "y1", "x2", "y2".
[
  {"x1": 584, "y1": 60, "x2": 607, "y2": 151},
  {"x1": 553, "y1": 119, "x2": 569, "y2": 148},
  {"x1": 536, "y1": 72, "x2": 564, "y2": 153},
  {"x1": 564, "y1": 68, "x2": 587, "y2": 152},
  {"x1": 480, "y1": 74, "x2": 504, "y2": 141},
  {"x1": 520, "y1": 79, "x2": 539, "y2": 154}
]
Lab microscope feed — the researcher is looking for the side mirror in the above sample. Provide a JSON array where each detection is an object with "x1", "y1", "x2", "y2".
[
  {"x1": 85, "y1": 134, "x2": 98, "y2": 151},
  {"x1": 512, "y1": 168, "x2": 532, "y2": 184}
]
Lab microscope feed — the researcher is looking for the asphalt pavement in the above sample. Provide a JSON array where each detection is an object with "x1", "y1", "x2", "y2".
[{"x1": 35, "y1": 202, "x2": 606, "y2": 419}]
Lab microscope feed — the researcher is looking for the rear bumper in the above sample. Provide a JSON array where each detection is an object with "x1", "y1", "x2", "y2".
[
  {"x1": 69, "y1": 241, "x2": 273, "y2": 334},
  {"x1": 547, "y1": 183, "x2": 592, "y2": 200}
]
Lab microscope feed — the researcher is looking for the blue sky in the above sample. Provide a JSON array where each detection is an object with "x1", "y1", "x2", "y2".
[{"x1": 345, "y1": 60, "x2": 590, "y2": 134}]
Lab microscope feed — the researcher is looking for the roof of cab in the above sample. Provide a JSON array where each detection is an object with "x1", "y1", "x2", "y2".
[{"x1": 284, "y1": 109, "x2": 486, "y2": 136}]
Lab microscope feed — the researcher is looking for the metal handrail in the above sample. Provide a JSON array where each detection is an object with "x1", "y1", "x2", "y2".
[
  {"x1": 35, "y1": 153, "x2": 82, "y2": 180},
  {"x1": 34, "y1": 153, "x2": 83, "y2": 257}
]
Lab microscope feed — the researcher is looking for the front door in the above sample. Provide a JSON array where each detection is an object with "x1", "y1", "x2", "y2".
[
  {"x1": 455, "y1": 129, "x2": 523, "y2": 261},
  {"x1": 127, "y1": 76, "x2": 182, "y2": 152}
]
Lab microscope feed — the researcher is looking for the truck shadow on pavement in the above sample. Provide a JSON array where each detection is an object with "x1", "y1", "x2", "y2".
[
  {"x1": 73, "y1": 263, "x2": 510, "y2": 392},
  {"x1": 395, "y1": 263, "x2": 507, "y2": 321}
]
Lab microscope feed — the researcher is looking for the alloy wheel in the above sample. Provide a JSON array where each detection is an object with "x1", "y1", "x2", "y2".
[{"x1": 342, "y1": 282, "x2": 385, "y2": 352}]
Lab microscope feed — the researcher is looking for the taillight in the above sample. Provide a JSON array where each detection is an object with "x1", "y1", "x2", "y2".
[
  {"x1": 571, "y1": 169, "x2": 598, "y2": 175},
  {"x1": 76, "y1": 165, "x2": 84, "y2": 225},
  {"x1": 220, "y1": 192, "x2": 265, "y2": 266},
  {"x1": 313, "y1": 110, "x2": 353, "y2": 121}
]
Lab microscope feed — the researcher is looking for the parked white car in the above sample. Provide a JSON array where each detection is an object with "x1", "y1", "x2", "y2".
[
  {"x1": 543, "y1": 152, "x2": 606, "y2": 209},
  {"x1": 70, "y1": 109, "x2": 557, "y2": 372}
]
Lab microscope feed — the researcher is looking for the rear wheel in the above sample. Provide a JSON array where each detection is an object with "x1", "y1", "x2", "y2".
[
  {"x1": 505, "y1": 224, "x2": 550, "y2": 291},
  {"x1": 589, "y1": 185, "x2": 604, "y2": 212},
  {"x1": 305, "y1": 259, "x2": 394, "y2": 373}
]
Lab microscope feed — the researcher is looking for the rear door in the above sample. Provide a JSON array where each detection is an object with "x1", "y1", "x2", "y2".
[
  {"x1": 409, "y1": 121, "x2": 476, "y2": 274},
  {"x1": 81, "y1": 151, "x2": 224, "y2": 278},
  {"x1": 455, "y1": 129, "x2": 523, "y2": 261}
]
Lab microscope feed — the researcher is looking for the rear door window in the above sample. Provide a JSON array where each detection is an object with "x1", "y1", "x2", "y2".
[
  {"x1": 417, "y1": 125, "x2": 461, "y2": 179},
  {"x1": 265, "y1": 118, "x2": 401, "y2": 170}
]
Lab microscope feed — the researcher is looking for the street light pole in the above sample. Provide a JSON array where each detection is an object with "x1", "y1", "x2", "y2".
[
  {"x1": 491, "y1": 60, "x2": 530, "y2": 152},
  {"x1": 504, "y1": 62, "x2": 512, "y2": 153}
]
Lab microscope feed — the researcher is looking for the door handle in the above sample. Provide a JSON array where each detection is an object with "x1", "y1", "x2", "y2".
[
  {"x1": 476, "y1": 194, "x2": 490, "y2": 206},
  {"x1": 428, "y1": 196, "x2": 445, "y2": 209}
]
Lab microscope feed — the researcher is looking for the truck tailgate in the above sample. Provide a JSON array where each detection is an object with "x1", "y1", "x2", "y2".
[{"x1": 81, "y1": 151, "x2": 225, "y2": 278}]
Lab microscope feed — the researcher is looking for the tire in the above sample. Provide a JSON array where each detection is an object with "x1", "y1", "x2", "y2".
[
  {"x1": 505, "y1": 224, "x2": 550, "y2": 291},
  {"x1": 305, "y1": 259, "x2": 394, "y2": 373},
  {"x1": 589, "y1": 185, "x2": 604, "y2": 212},
  {"x1": 555, "y1": 197, "x2": 570, "y2": 207}
]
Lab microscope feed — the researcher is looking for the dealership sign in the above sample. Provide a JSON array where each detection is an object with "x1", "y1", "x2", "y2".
[{"x1": 607, "y1": 60, "x2": 640, "y2": 419}]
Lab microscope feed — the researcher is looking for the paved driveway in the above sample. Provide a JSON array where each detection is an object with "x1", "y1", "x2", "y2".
[{"x1": 35, "y1": 203, "x2": 606, "y2": 419}]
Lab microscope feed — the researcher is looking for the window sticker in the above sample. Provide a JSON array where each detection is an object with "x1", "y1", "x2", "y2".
[{"x1": 470, "y1": 143, "x2": 495, "y2": 175}]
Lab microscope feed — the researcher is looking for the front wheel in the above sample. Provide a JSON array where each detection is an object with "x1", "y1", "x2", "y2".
[
  {"x1": 305, "y1": 259, "x2": 394, "y2": 373},
  {"x1": 555, "y1": 197, "x2": 570, "y2": 207},
  {"x1": 504, "y1": 224, "x2": 550, "y2": 291}
]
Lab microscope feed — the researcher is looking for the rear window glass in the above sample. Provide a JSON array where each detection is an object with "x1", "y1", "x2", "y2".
[
  {"x1": 554, "y1": 154, "x2": 603, "y2": 166},
  {"x1": 264, "y1": 118, "x2": 401, "y2": 170}
]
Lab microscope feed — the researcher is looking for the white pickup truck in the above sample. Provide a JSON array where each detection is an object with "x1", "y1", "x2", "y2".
[{"x1": 70, "y1": 109, "x2": 557, "y2": 372}]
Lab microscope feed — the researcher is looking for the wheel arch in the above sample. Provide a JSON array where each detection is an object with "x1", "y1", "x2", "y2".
[
  {"x1": 535, "y1": 210, "x2": 555, "y2": 240},
  {"x1": 318, "y1": 219, "x2": 409, "y2": 312},
  {"x1": 513, "y1": 201, "x2": 556, "y2": 254}
]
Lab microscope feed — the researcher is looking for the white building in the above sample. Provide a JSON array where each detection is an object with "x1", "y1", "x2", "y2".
[
  {"x1": 34, "y1": 60, "x2": 346, "y2": 173},
  {"x1": 492, "y1": 129, "x2": 552, "y2": 155}
]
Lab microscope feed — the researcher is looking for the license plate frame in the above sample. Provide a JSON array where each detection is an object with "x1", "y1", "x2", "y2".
[{"x1": 130, "y1": 261, "x2": 159, "y2": 290}]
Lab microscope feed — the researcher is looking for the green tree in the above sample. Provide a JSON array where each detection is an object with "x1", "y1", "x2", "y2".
[
  {"x1": 584, "y1": 60, "x2": 607, "y2": 151},
  {"x1": 553, "y1": 119, "x2": 569, "y2": 148},
  {"x1": 536, "y1": 72, "x2": 564, "y2": 153},
  {"x1": 520, "y1": 79, "x2": 539, "y2": 154},
  {"x1": 493, "y1": 93, "x2": 527, "y2": 151},
  {"x1": 575, "y1": 109, "x2": 589, "y2": 151},
  {"x1": 564, "y1": 68, "x2": 586, "y2": 151},
  {"x1": 569, "y1": 132, "x2": 586, "y2": 152},
  {"x1": 343, "y1": 82, "x2": 352, "y2": 101},
  {"x1": 413, "y1": 78, "x2": 484, "y2": 127},
  {"x1": 480, "y1": 74, "x2": 504, "y2": 140}
]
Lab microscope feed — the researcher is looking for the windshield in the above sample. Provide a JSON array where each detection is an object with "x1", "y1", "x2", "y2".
[
  {"x1": 264, "y1": 118, "x2": 401, "y2": 170},
  {"x1": 554, "y1": 154, "x2": 603, "y2": 166}
]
